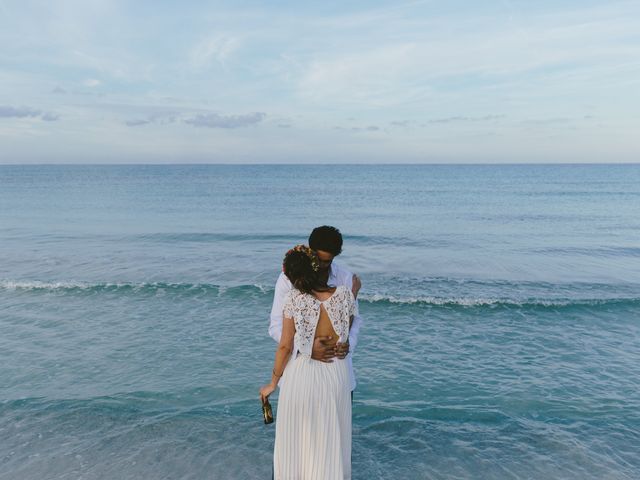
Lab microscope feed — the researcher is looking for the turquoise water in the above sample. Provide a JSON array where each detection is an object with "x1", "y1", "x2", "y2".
[{"x1": 1, "y1": 164, "x2": 639, "y2": 479}]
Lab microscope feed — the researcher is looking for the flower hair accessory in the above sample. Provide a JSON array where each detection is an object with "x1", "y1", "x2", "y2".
[{"x1": 283, "y1": 244, "x2": 320, "y2": 272}]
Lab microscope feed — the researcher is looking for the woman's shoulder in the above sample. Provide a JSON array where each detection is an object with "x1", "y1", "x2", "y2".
[
  {"x1": 283, "y1": 288, "x2": 298, "y2": 303},
  {"x1": 285, "y1": 287, "x2": 300, "y2": 298},
  {"x1": 285, "y1": 288, "x2": 311, "y2": 303},
  {"x1": 332, "y1": 285, "x2": 352, "y2": 301}
]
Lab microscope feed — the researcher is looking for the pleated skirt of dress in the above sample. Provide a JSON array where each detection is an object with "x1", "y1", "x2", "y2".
[{"x1": 274, "y1": 355, "x2": 352, "y2": 480}]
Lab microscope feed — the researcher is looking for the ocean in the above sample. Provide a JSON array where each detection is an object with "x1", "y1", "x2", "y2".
[{"x1": 1, "y1": 164, "x2": 639, "y2": 479}]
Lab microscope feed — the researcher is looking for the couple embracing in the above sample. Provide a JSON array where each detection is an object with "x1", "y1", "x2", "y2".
[{"x1": 260, "y1": 226, "x2": 363, "y2": 480}]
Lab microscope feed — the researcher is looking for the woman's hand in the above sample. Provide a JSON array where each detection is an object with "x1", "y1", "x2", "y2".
[
  {"x1": 351, "y1": 274, "x2": 361, "y2": 299},
  {"x1": 259, "y1": 383, "x2": 276, "y2": 401}
]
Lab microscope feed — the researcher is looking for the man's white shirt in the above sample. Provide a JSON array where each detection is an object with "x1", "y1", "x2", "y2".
[{"x1": 268, "y1": 262, "x2": 362, "y2": 391}]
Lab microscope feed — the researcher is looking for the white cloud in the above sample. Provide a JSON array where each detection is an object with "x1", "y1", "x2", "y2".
[
  {"x1": 189, "y1": 35, "x2": 240, "y2": 70},
  {"x1": 297, "y1": 43, "x2": 427, "y2": 107},
  {"x1": 293, "y1": 2, "x2": 640, "y2": 110}
]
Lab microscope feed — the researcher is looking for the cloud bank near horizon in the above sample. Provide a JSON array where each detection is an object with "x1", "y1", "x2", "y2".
[
  {"x1": 0, "y1": 1, "x2": 638, "y2": 163},
  {"x1": 0, "y1": 105, "x2": 59, "y2": 122}
]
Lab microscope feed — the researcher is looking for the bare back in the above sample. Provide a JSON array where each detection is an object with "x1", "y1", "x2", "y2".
[{"x1": 313, "y1": 287, "x2": 339, "y2": 347}]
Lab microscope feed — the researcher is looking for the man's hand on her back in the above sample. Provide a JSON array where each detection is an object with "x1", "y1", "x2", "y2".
[
  {"x1": 311, "y1": 336, "x2": 336, "y2": 362},
  {"x1": 335, "y1": 341, "x2": 349, "y2": 359}
]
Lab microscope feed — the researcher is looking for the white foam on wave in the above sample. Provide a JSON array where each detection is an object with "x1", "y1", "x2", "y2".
[
  {"x1": 0, "y1": 280, "x2": 154, "y2": 291},
  {"x1": 1, "y1": 280, "x2": 636, "y2": 307},
  {"x1": 358, "y1": 293, "x2": 634, "y2": 307},
  {"x1": 361, "y1": 293, "x2": 504, "y2": 306},
  {"x1": 0, "y1": 280, "x2": 272, "y2": 293},
  {"x1": 0, "y1": 280, "x2": 92, "y2": 290}
]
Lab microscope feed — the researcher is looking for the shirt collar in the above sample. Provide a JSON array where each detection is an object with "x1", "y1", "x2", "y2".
[{"x1": 328, "y1": 263, "x2": 338, "y2": 283}]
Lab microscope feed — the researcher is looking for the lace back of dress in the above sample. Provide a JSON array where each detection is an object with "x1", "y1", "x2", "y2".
[{"x1": 284, "y1": 286, "x2": 352, "y2": 357}]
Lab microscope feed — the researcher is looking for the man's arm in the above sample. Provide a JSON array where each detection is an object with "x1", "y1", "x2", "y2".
[
  {"x1": 336, "y1": 269, "x2": 362, "y2": 357},
  {"x1": 348, "y1": 300, "x2": 362, "y2": 354},
  {"x1": 268, "y1": 273, "x2": 291, "y2": 343}
]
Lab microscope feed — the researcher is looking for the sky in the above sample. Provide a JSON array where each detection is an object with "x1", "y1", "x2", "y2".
[{"x1": 0, "y1": 0, "x2": 639, "y2": 164}]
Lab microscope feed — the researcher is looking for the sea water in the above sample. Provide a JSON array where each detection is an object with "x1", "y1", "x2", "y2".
[{"x1": 1, "y1": 164, "x2": 639, "y2": 479}]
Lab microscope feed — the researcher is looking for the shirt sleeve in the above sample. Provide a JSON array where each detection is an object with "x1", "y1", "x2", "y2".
[
  {"x1": 347, "y1": 288, "x2": 357, "y2": 317},
  {"x1": 348, "y1": 290, "x2": 362, "y2": 351},
  {"x1": 268, "y1": 272, "x2": 291, "y2": 343},
  {"x1": 338, "y1": 266, "x2": 363, "y2": 354}
]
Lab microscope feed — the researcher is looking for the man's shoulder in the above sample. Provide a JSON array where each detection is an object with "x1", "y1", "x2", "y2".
[
  {"x1": 276, "y1": 271, "x2": 293, "y2": 289},
  {"x1": 331, "y1": 261, "x2": 353, "y2": 285}
]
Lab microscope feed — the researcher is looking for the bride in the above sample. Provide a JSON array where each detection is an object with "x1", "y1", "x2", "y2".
[{"x1": 260, "y1": 244, "x2": 358, "y2": 479}]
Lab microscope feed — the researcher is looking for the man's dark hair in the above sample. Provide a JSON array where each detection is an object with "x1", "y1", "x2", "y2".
[{"x1": 308, "y1": 225, "x2": 343, "y2": 256}]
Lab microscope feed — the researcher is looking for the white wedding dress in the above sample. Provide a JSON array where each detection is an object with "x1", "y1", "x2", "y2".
[{"x1": 274, "y1": 285, "x2": 355, "y2": 480}]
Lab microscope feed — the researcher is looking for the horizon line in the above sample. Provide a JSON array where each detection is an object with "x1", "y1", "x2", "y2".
[{"x1": 1, "y1": 162, "x2": 639, "y2": 166}]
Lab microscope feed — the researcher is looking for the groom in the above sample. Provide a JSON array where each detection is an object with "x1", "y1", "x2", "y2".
[{"x1": 268, "y1": 225, "x2": 363, "y2": 394}]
